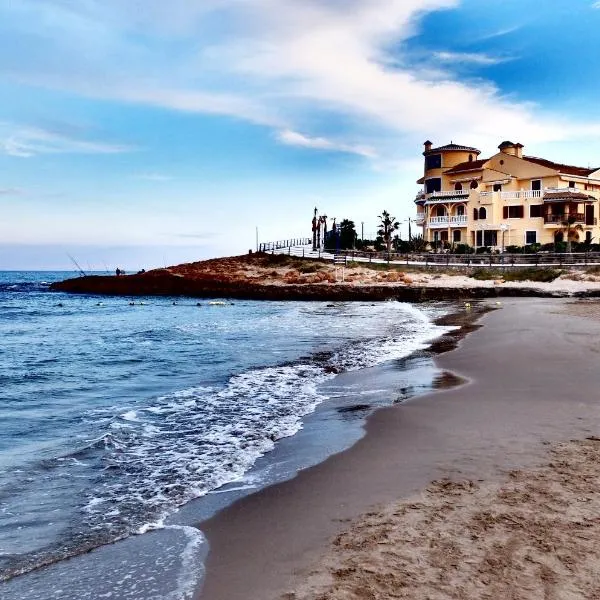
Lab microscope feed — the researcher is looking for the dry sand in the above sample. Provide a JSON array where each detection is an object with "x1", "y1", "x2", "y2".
[
  {"x1": 286, "y1": 438, "x2": 600, "y2": 600},
  {"x1": 198, "y1": 298, "x2": 600, "y2": 600}
]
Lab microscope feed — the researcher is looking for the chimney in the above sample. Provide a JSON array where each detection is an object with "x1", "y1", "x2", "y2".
[
  {"x1": 424, "y1": 140, "x2": 432, "y2": 153},
  {"x1": 498, "y1": 141, "x2": 524, "y2": 158}
]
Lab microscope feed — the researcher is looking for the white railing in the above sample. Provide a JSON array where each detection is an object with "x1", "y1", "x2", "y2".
[
  {"x1": 546, "y1": 186, "x2": 580, "y2": 194},
  {"x1": 429, "y1": 216, "x2": 468, "y2": 226},
  {"x1": 429, "y1": 190, "x2": 470, "y2": 197},
  {"x1": 500, "y1": 190, "x2": 542, "y2": 200}
]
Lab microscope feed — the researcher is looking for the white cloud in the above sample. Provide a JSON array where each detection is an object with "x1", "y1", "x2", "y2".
[
  {"x1": 592, "y1": 2, "x2": 600, "y2": 8},
  {"x1": 134, "y1": 173, "x2": 173, "y2": 182},
  {"x1": 0, "y1": 187, "x2": 23, "y2": 196},
  {"x1": 433, "y1": 51, "x2": 511, "y2": 65},
  {"x1": 0, "y1": 124, "x2": 134, "y2": 158},
  {"x1": 2, "y1": 0, "x2": 599, "y2": 162},
  {"x1": 277, "y1": 130, "x2": 377, "y2": 158}
]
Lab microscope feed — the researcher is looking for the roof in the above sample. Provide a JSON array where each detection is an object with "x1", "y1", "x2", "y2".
[
  {"x1": 523, "y1": 156, "x2": 598, "y2": 177},
  {"x1": 544, "y1": 191, "x2": 596, "y2": 202},
  {"x1": 424, "y1": 142, "x2": 481, "y2": 156},
  {"x1": 499, "y1": 140, "x2": 524, "y2": 149},
  {"x1": 444, "y1": 158, "x2": 489, "y2": 174}
]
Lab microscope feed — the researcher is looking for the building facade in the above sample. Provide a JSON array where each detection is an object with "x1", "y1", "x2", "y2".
[{"x1": 414, "y1": 141, "x2": 600, "y2": 249}]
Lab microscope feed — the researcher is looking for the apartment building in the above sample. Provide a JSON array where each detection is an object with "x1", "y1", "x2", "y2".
[{"x1": 414, "y1": 140, "x2": 600, "y2": 249}]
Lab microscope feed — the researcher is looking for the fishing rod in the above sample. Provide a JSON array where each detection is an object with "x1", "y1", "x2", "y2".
[{"x1": 66, "y1": 253, "x2": 87, "y2": 277}]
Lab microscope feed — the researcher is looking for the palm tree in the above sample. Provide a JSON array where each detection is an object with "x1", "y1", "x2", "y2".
[
  {"x1": 377, "y1": 210, "x2": 399, "y2": 253},
  {"x1": 558, "y1": 214, "x2": 584, "y2": 253}
]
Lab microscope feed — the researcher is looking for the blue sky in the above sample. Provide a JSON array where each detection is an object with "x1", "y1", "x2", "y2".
[{"x1": 2, "y1": 0, "x2": 600, "y2": 269}]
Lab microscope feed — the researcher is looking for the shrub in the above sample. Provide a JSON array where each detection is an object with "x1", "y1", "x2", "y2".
[
  {"x1": 470, "y1": 267, "x2": 561, "y2": 282},
  {"x1": 297, "y1": 263, "x2": 320, "y2": 274},
  {"x1": 454, "y1": 243, "x2": 474, "y2": 255}
]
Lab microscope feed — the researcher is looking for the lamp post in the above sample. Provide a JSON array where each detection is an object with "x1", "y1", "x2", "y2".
[{"x1": 499, "y1": 223, "x2": 509, "y2": 253}]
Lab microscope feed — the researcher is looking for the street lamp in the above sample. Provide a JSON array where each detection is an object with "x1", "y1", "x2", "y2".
[{"x1": 499, "y1": 223, "x2": 509, "y2": 253}]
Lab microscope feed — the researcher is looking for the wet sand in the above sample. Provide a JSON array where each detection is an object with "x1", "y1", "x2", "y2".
[{"x1": 197, "y1": 298, "x2": 600, "y2": 600}]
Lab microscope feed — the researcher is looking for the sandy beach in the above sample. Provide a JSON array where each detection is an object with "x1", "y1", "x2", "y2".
[{"x1": 197, "y1": 298, "x2": 600, "y2": 600}]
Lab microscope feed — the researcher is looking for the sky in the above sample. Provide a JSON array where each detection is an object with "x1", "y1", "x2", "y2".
[{"x1": 2, "y1": 0, "x2": 600, "y2": 269}]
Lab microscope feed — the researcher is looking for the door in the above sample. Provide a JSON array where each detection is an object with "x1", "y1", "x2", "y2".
[{"x1": 586, "y1": 205, "x2": 595, "y2": 226}]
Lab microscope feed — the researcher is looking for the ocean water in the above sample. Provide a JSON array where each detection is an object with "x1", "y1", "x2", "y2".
[{"x1": 0, "y1": 271, "x2": 454, "y2": 599}]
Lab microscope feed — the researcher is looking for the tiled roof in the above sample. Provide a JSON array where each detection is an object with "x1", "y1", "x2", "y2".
[
  {"x1": 544, "y1": 191, "x2": 596, "y2": 201},
  {"x1": 425, "y1": 143, "x2": 481, "y2": 155},
  {"x1": 444, "y1": 158, "x2": 489, "y2": 174},
  {"x1": 523, "y1": 156, "x2": 598, "y2": 177}
]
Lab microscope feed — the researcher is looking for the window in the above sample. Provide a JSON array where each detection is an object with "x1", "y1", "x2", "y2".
[
  {"x1": 531, "y1": 180, "x2": 541, "y2": 191},
  {"x1": 425, "y1": 154, "x2": 441, "y2": 170},
  {"x1": 525, "y1": 231, "x2": 537, "y2": 245},
  {"x1": 434, "y1": 205, "x2": 446, "y2": 217},
  {"x1": 470, "y1": 180, "x2": 479, "y2": 189},
  {"x1": 479, "y1": 207, "x2": 487, "y2": 219},
  {"x1": 476, "y1": 231, "x2": 497, "y2": 246},
  {"x1": 454, "y1": 182, "x2": 463, "y2": 191},
  {"x1": 456, "y1": 205, "x2": 465, "y2": 216},
  {"x1": 425, "y1": 178, "x2": 442, "y2": 193},
  {"x1": 473, "y1": 208, "x2": 479, "y2": 221},
  {"x1": 468, "y1": 154, "x2": 473, "y2": 162},
  {"x1": 484, "y1": 231, "x2": 498, "y2": 247},
  {"x1": 568, "y1": 181, "x2": 576, "y2": 188},
  {"x1": 453, "y1": 230, "x2": 461, "y2": 243},
  {"x1": 503, "y1": 206, "x2": 524, "y2": 219},
  {"x1": 493, "y1": 183, "x2": 503, "y2": 192},
  {"x1": 530, "y1": 205, "x2": 543, "y2": 218}
]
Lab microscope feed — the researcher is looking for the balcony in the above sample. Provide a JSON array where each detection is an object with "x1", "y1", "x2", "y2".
[
  {"x1": 500, "y1": 190, "x2": 542, "y2": 200},
  {"x1": 428, "y1": 215, "x2": 468, "y2": 228},
  {"x1": 544, "y1": 213, "x2": 596, "y2": 226},
  {"x1": 415, "y1": 214, "x2": 425, "y2": 225}
]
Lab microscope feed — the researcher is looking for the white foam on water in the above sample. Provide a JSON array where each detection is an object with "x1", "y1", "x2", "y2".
[
  {"x1": 163, "y1": 526, "x2": 206, "y2": 600},
  {"x1": 80, "y1": 302, "x2": 454, "y2": 542}
]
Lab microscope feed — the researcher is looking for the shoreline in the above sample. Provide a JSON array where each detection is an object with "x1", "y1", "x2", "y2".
[{"x1": 196, "y1": 297, "x2": 600, "y2": 600}]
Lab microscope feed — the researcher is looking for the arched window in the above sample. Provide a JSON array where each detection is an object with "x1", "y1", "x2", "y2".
[
  {"x1": 468, "y1": 154, "x2": 473, "y2": 162},
  {"x1": 454, "y1": 182, "x2": 463, "y2": 191},
  {"x1": 479, "y1": 207, "x2": 487, "y2": 219},
  {"x1": 434, "y1": 205, "x2": 447, "y2": 217},
  {"x1": 470, "y1": 180, "x2": 479, "y2": 189},
  {"x1": 453, "y1": 230, "x2": 461, "y2": 243},
  {"x1": 456, "y1": 205, "x2": 465, "y2": 217}
]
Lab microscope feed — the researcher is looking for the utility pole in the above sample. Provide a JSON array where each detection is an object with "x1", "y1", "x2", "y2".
[
  {"x1": 361, "y1": 221, "x2": 364, "y2": 241},
  {"x1": 256, "y1": 226, "x2": 259, "y2": 252}
]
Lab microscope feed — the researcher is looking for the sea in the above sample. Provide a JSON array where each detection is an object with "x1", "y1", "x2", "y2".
[{"x1": 0, "y1": 271, "x2": 455, "y2": 599}]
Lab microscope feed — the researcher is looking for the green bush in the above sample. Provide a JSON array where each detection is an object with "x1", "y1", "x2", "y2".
[
  {"x1": 296, "y1": 263, "x2": 321, "y2": 273},
  {"x1": 470, "y1": 267, "x2": 562, "y2": 282}
]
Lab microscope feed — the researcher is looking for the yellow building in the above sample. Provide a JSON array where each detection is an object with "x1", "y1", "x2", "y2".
[{"x1": 414, "y1": 141, "x2": 600, "y2": 249}]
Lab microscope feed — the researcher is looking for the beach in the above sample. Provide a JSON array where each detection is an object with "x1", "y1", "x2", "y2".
[{"x1": 198, "y1": 298, "x2": 600, "y2": 599}]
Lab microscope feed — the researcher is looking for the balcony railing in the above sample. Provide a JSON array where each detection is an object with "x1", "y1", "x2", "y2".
[
  {"x1": 500, "y1": 190, "x2": 542, "y2": 200},
  {"x1": 543, "y1": 213, "x2": 596, "y2": 225},
  {"x1": 428, "y1": 190, "x2": 470, "y2": 197},
  {"x1": 428, "y1": 215, "x2": 468, "y2": 227}
]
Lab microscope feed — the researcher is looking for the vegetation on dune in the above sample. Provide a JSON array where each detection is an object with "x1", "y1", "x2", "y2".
[{"x1": 470, "y1": 267, "x2": 562, "y2": 282}]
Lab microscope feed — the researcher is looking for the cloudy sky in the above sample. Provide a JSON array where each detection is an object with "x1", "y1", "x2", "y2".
[{"x1": 1, "y1": 0, "x2": 600, "y2": 269}]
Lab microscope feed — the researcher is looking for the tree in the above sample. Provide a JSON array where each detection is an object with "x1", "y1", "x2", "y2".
[
  {"x1": 339, "y1": 219, "x2": 357, "y2": 250},
  {"x1": 409, "y1": 234, "x2": 428, "y2": 253},
  {"x1": 558, "y1": 215, "x2": 584, "y2": 253},
  {"x1": 377, "y1": 210, "x2": 399, "y2": 253}
]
